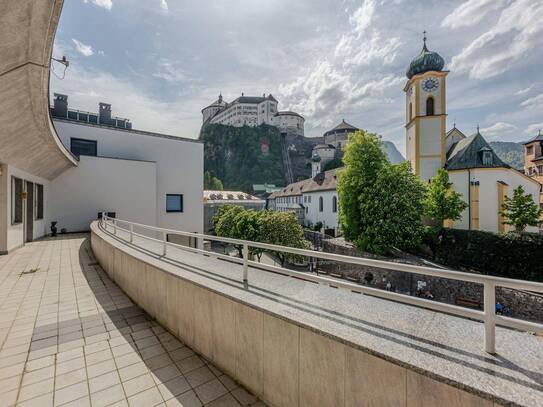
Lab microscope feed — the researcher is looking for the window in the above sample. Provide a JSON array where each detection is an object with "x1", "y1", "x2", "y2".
[
  {"x1": 70, "y1": 138, "x2": 97, "y2": 158},
  {"x1": 482, "y1": 151, "x2": 493, "y2": 166},
  {"x1": 409, "y1": 102, "x2": 413, "y2": 120},
  {"x1": 319, "y1": 196, "x2": 323, "y2": 212},
  {"x1": 36, "y1": 184, "x2": 44, "y2": 220},
  {"x1": 308, "y1": 196, "x2": 311, "y2": 203},
  {"x1": 527, "y1": 146, "x2": 534, "y2": 155},
  {"x1": 538, "y1": 165, "x2": 543, "y2": 174},
  {"x1": 426, "y1": 97, "x2": 434, "y2": 116},
  {"x1": 11, "y1": 177, "x2": 23, "y2": 225},
  {"x1": 332, "y1": 196, "x2": 337, "y2": 213},
  {"x1": 166, "y1": 194, "x2": 183, "y2": 212}
]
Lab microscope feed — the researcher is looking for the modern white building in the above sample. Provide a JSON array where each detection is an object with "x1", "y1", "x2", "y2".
[
  {"x1": 50, "y1": 95, "x2": 204, "y2": 243},
  {"x1": 404, "y1": 36, "x2": 541, "y2": 233},
  {"x1": 202, "y1": 93, "x2": 305, "y2": 136}
]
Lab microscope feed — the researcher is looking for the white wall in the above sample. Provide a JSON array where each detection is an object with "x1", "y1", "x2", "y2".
[
  {"x1": 0, "y1": 164, "x2": 51, "y2": 252},
  {"x1": 303, "y1": 190, "x2": 339, "y2": 233},
  {"x1": 53, "y1": 120, "x2": 204, "y2": 234},
  {"x1": 449, "y1": 168, "x2": 541, "y2": 233},
  {"x1": 49, "y1": 156, "x2": 157, "y2": 232}
]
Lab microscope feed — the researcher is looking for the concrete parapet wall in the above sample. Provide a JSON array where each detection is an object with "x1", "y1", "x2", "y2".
[{"x1": 91, "y1": 225, "x2": 500, "y2": 407}]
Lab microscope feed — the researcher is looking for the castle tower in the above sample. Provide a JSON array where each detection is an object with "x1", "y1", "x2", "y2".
[{"x1": 404, "y1": 33, "x2": 447, "y2": 182}]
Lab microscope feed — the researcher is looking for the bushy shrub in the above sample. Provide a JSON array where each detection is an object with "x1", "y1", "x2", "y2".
[{"x1": 420, "y1": 227, "x2": 543, "y2": 282}]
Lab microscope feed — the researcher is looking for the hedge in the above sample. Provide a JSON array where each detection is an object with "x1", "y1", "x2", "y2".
[{"x1": 420, "y1": 227, "x2": 543, "y2": 282}]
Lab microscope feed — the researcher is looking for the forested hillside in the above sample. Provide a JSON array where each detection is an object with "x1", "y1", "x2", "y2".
[
  {"x1": 200, "y1": 124, "x2": 287, "y2": 191},
  {"x1": 489, "y1": 141, "x2": 524, "y2": 170}
]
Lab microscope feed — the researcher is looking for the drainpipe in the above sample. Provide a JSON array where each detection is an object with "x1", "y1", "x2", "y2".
[{"x1": 468, "y1": 169, "x2": 471, "y2": 230}]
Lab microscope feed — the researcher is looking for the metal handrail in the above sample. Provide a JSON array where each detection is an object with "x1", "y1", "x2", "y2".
[{"x1": 99, "y1": 215, "x2": 543, "y2": 354}]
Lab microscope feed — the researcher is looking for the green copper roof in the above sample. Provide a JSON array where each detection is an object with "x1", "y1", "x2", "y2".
[
  {"x1": 406, "y1": 36, "x2": 445, "y2": 79},
  {"x1": 445, "y1": 132, "x2": 508, "y2": 170}
]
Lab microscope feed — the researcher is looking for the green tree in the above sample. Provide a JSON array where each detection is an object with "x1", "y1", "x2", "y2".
[
  {"x1": 204, "y1": 171, "x2": 224, "y2": 190},
  {"x1": 337, "y1": 130, "x2": 426, "y2": 254},
  {"x1": 258, "y1": 211, "x2": 309, "y2": 266},
  {"x1": 423, "y1": 168, "x2": 468, "y2": 226},
  {"x1": 500, "y1": 186, "x2": 542, "y2": 232},
  {"x1": 213, "y1": 205, "x2": 244, "y2": 255}
]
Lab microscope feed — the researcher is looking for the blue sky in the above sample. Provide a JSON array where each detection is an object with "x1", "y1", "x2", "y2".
[{"x1": 51, "y1": 0, "x2": 543, "y2": 154}]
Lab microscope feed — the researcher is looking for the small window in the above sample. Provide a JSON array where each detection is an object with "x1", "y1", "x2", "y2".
[
  {"x1": 319, "y1": 196, "x2": 323, "y2": 212},
  {"x1": 482, "y1": 151, "x2": 493, "y2": 166},
  {"x1": 409, "y1": 102, "x2": 413, "y2": 120},
  {"x1": 166, "y1": 194, "x2": 183, "y2": 212},
  {"x1": 36, "y1": 184, "x2": 44, "y2": 220},
  {"x1": 332, "y1": 196, "x2": 337, "y2": 213},
  {"x1": 70, "y1": 138, "x2": 97, "y2": 158},
  {"x1": 527, "y1": 145, "x2": 534, "y2": 155},
  {"x1": 11, "y1": 177, "x2": 23, "y2": 225},
  {"x1": 426, "y1": 97, "x2": 434, "y2": 116}
]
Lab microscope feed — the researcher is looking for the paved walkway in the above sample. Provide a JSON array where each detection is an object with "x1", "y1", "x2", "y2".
[{"x1": 0, "y1": 235, "x2": 264, "y2": 407}]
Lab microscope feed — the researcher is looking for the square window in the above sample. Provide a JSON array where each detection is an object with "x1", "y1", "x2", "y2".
[
  {"x1": 70, "y1": 138, "x2": 97, "y2": 158},
  {"x1": 166, "y1": 194, "x2": 183, "y2": 212}
]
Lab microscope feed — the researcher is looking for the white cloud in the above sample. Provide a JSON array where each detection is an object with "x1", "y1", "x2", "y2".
[
  {"x1": 449, "y1": 0, "x2": 543, "y2": 79},
  {"x1": 160, "y1": 0, "x2": 168, "y2": 11},
  {"x1": 479, "y1": 121, "x2": 517, "y2": 139},
  {"x1": 278, "y1": 0, "x2": 402, "y2": 135},
  {"x1": 442, "y1": 0, "x2": 508, "y2": 29},
  {"x1": 515, "y1": 85, "x2": 534, "y2": 96},
  {"x1": 84, "y1": 0, "x2": 113, "y2": 10},
  {"x1": 152, "y1": 60, "x2": 191, "y2": 83},
  {"x1": 525, "y1": 122, "x2": 543, "y2": 135},
  {"x1": 521, "y1": 93, "x2": 543, "y2": 108},
  {"x1": 71, "y1": 39, "x2": 94, "y2": 57}
]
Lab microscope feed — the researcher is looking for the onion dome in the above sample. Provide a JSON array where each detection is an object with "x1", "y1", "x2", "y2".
[
  {"x1": 311, "y1": 151, "x2": 321, "y2": 162},
  {"x1": 406, "y1": 33, "x2": 444, "y2": 79}
]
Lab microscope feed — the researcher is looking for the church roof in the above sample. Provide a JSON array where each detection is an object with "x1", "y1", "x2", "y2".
[
  {"x1": 445, "y1": 131, "x2": 509, "y2": 170},
  {"x1": 406, "y1": 35, "x2": 445, "y2": 79}
]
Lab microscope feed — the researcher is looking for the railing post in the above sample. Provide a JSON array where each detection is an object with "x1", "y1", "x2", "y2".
[
  {"x1": 162, "y1": 231, "x2": 167, "y2": 256},
  {"x1": 242, "y1": 244, "x2": 249, "y2": 283},
  {"x1": 483, "y1": 281, "x2": 496, "y2": 354},
  {"x1": 130, "y1": 223, "x2": 134, "y2": 243},
  {"x1": 113, "y1": 218, "x2": 117, "y2": 235}
]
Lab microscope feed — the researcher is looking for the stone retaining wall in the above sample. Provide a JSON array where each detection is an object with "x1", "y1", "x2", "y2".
[{"x1": 319, "y1": 239, "x2": 543, "y2": 323}]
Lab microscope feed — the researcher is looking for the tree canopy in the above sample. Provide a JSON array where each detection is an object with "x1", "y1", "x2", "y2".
[
  {"x1": 423, "y1": 168, "x2": 467, "y2": 226},
  {"x1": 213, "y1": 205, "x2": 309, "y2": 265},
  {"x1": 204, "y1": 171, "x2": 224, "y2": 190},
  {"x1": 337, "y1": 130, "x2": 426, "y2": 254},
  {"x1": 500, "y1": 185, "x2": 542, "y2": 232}
]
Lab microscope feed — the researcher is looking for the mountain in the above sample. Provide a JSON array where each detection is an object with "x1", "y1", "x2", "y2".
[
  {"x1": 383, "y1": 141, "x2": 405, "y2": 164},
  {"x1": 489, "y1": 142, "x2": 524, "y2": 171}
]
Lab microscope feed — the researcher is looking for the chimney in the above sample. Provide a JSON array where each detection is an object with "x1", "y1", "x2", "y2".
[
  {"x1": 99, "y1": 102, "x2": 112, "y2": 125},
  {"x1": 52, "y1": 93, "x2": 68, "y2": 118}
]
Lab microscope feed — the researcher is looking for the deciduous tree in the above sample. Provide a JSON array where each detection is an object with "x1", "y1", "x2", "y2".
[
  {"x1": 423, "y1": 168, "x2": 467, "y2": 226},
  {"x1": 500, "y1": 186, "x2": 542, "y2": 232}
]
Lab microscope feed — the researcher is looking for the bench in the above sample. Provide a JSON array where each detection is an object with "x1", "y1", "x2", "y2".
[{"x1": 455, "y1": 297, "x2": 481, "y2": 309}]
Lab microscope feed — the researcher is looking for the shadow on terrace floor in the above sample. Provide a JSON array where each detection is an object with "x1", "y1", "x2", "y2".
[{"x1": 72, "y1": 235, "x2": 264, "y2": 407}]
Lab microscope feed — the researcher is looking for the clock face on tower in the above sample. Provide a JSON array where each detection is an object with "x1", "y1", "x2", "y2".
[{"x1": 422, "y1": 77, "x2": 439, "y2": 92}]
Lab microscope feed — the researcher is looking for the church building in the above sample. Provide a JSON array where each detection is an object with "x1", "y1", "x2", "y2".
[{"x1": 404, "y1": 35, "x2": 541, "y2": 233}]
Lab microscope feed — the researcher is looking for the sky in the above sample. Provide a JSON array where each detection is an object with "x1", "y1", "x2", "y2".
[{"x1": 50, "y1": 0, "x2": 543, "y2": 154}]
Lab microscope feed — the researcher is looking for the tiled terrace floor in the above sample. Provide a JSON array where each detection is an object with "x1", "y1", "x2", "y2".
[{"x1": 0, "y1": 235, "x2": 264, "y2": 407}]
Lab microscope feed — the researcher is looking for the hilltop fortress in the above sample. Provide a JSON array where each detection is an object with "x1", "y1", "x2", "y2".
[{"x1": 202, "y1": 93, "x2": 305, "y2": 137}]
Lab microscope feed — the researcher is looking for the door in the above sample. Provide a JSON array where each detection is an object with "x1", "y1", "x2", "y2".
[{"x1": 25, "y1": 181, "x2": 34, "y2": 242}]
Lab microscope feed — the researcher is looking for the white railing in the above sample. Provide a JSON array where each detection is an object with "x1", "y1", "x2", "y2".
[{"x1": 99, "y1": 215, "x2": 543, "y2": 354}]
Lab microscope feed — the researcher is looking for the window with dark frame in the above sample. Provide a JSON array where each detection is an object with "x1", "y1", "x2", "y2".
[
  {"x1": 12, "y1": 177, "x2": 23, "y2": 225},
  {"x1": 70, "y1": 138, "x2": 97, "y2": 158},
  {"x1": 332, "y1": 196, "x2": 337, "y2": 213},
  {"x1": 319, "y1": 196, "x2": 323, "y2": 212},
  {"x1": 166, "y1": 194, "x2": 183, "y2": 212},
  {"x1": 36, "y1": 184, "x2": 44, "y2": 220}
]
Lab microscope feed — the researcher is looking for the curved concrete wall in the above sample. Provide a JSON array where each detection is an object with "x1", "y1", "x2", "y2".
[
  {"x1": 90, "y1": 222, "x2": 500, "y2": 407},
  {"x1": 0, "y1": 0, "x2": 76, "y2": 179}
]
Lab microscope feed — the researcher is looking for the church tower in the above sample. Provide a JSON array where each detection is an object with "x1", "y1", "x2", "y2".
[{"x1": 404, "y1": 33, "x2": 447, "y2": 182}]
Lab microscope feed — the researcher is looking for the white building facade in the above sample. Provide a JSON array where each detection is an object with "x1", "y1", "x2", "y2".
[{"x1": 202, "y1": 94, "x2": 304, "y2": 136}]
